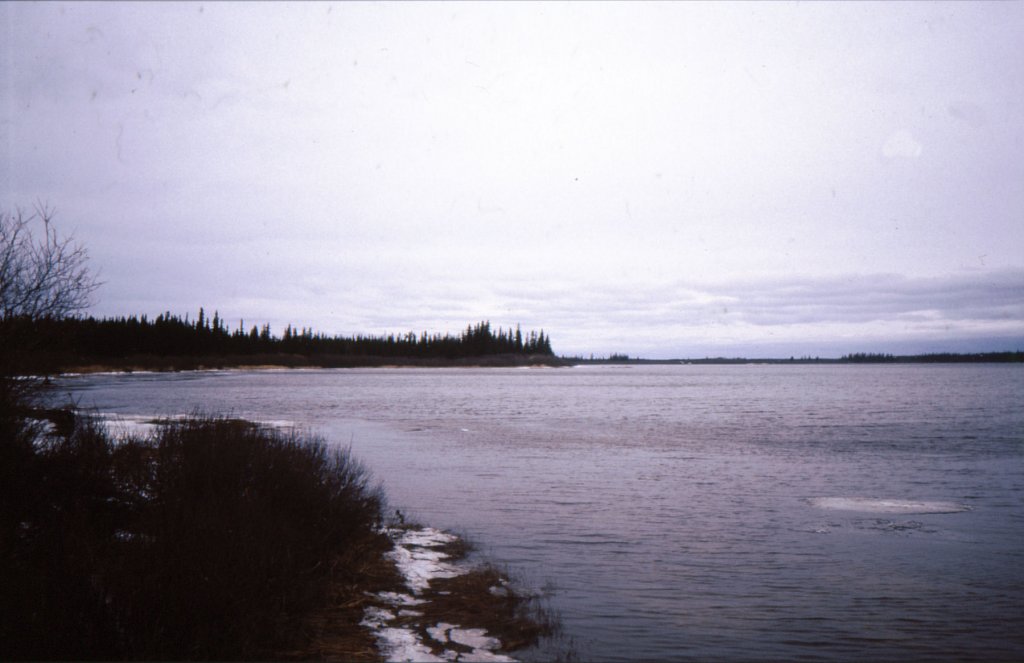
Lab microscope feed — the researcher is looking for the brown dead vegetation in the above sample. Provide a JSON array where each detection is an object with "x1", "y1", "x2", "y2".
[{"x1": 419, "y1": 564, "x2": 559, "y2": 654}]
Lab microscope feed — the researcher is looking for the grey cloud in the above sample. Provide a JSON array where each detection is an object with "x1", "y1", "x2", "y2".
[
  {"x1": 727, "y1": 272, "x2": 1024, "y2": 326},
  {"x1": 5, "y1": 2, "x2": 1024, "y2": 359},
  {"x1": 485, "y1": 271, "x2": 1024, "y2": 357}
]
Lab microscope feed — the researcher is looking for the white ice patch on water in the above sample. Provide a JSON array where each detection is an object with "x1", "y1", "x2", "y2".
[
  {"x1": 92, "y1": 412, "x2": 298, "y2": 440},
  {"x1": 259, "y1": 418, "x2": 299, "y2": 429},
  {"x1": 810, "y1": 497, "x2": 970, "y2": 514},
  {"x1": 94, "y1": 413, "x2": 167, "y2": 438}
]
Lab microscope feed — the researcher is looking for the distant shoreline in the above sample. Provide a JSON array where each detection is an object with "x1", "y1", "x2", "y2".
[
  {"x1": 55, "y1": 349, "x2": 1023, "y2": 376},
  {"x1": 571, "y1": 351, "x2": 1023, "y2": 365}
]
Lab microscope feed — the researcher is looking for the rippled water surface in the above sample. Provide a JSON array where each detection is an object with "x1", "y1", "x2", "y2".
[{"x1": 61, "y1": 364, "x2": 1024, "y2": 661}]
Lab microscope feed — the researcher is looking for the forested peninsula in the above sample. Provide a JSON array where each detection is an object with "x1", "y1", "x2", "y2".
[
  {"x1": 11, "y1": 312, "x2": 562, "y2": 373},
  {"x1": 2, "y1": 208, "x2": 559, "y2": 661}
]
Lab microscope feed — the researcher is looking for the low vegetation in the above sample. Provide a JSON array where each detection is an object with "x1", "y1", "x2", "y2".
[{"x1": 0, "y1": 406, "x2": 396, "y2": 660}]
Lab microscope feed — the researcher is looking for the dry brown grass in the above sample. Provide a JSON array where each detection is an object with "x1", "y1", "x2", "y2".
[
  {"x1": 418, "y1": 564, "x2": 558, "y2": 653},
  {"x1": 278, "y1": 544, "x2": 407, "y2": 661}
]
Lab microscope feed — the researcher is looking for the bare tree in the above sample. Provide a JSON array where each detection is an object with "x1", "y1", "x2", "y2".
[
  {"x1": 0, "y1": 204, "x2": 99, "y2": 322},
  {"x1": 1, "y1": 204, "x2": 100, "y2": 393}
]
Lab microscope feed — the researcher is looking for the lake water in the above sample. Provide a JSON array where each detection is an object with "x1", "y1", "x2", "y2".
[{"x1": 59, "y1": 364, "x2": 1024, "y2": 661}]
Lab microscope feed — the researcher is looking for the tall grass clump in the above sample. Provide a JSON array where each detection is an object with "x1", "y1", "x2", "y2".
[{"x1": 0, "y1": 406, "x2": 391, "y2": 660}]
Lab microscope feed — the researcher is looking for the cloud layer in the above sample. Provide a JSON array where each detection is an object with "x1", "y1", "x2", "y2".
[
  {"x1": 492, "y1": 270, "x2": 1024, "y2": 357},
  {"x1": 3, "y1": 2, "x2": 1023, "y2": 357}
]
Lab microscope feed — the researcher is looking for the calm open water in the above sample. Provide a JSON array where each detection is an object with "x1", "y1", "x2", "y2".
[{"x1": 60, "y1": 364, "x2": 1024, "y2": 661}]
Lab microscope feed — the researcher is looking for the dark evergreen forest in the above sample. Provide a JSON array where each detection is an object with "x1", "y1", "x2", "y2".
[{"x1": 10, "y1": 310, "x2": 555, "y2": 371}]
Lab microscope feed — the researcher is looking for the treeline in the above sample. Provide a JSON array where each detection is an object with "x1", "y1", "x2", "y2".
[
  {"x1": 841, "y1": 353, "x2": 898, "y2": 362},
  {"x1": 841, "y1": 351, "x2": 1023, "y2": 363},
  {"x1": 11, "y1": 311, "x2": 554, "y2": 368}
]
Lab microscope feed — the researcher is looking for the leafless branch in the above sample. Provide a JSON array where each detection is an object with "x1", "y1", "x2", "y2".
[{"x1": 0, "y1": 204, "x2": 101, "y2": 322}]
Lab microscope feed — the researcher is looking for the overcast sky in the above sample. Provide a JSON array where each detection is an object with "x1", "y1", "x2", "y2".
[{"x1": 3, "y1": 1, "x2": 1023, "y2": 358}]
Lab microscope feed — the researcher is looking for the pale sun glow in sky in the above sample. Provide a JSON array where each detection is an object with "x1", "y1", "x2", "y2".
[{"x1": 3, "y1": 1, "x2": 1022, "y2": 357}]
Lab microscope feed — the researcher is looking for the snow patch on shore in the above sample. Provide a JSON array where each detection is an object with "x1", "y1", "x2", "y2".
[
  {"x1": 376, "y1": 591, "x2": 427, "y2": 607},
  {"x1": 375, "y1": 627, "x2": 447, "y2": 662},
  {"x1": 364, "y1": 526, "x2": 515, "y2": 662},
  {"x1": 428, "y1": 622, "x2": 508, "y2": 659},
  {"x1": 387, "y1": 528, "x2": 466, "y2": 593}
]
